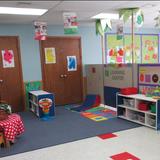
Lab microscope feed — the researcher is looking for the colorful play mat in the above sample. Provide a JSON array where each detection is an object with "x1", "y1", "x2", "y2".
[
  {"x1": 65, "y1": 105, "x2": 116, "y2": 122},
  {"x1": 81, "y1": 106, "x2": 116, "y2": 122}
]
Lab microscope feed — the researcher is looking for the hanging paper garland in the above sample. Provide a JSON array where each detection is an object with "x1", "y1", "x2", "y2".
[
  {"x1": 154, "y1": 11, "x2": 160, "y2": 28},
  {"x1": 135, "y1": 10, "x2": 144, "y2": 28},
  {"x1": 96, "y1": 19, "x2": 112, "y2": 36},
  {"x1": 119, "y1": 7, "x2": 144, "y2": 27},
  {"x1": 34, "y1": 21, "x2": 47, "y2": 40}
]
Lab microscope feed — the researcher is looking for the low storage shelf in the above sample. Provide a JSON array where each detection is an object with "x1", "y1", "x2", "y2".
[
  {"x1": 28, "y1": 90, "x2": 55, "y2": 120},
  {"x1": 116, "y1": 93, "x2": 160, "y2": 130}
]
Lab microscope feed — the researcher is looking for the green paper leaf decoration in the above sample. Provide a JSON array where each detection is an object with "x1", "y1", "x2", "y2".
[
  {"x1": 119, "y1": 8, "x2": 143, "y2": 24},
  {"x1": 96, "y1": 19, "x2": 112, "y2": 36},
  {"x1": 96, "y1": 19, "x2": 104, "y2": 36},
  {"x1": 154, "y1": 11, "x2": 160, "y2": 28}
]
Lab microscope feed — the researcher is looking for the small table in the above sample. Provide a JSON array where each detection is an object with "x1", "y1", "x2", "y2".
[{"x1": 0, "y1": 113, "x2": 24, "y2": 144}]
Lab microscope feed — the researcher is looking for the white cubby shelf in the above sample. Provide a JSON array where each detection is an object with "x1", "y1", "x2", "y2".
[{"x1": 116, "y1": 93, "x2": 160, "y2": 130}]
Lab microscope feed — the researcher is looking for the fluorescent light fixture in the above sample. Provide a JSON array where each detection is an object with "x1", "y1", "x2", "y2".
[
  {"x1": 0, "y1": 7, "x2": 47, "y2": 15},
  {"x1": 91, "y1": 13, "x2": 119, "y2": 20}
]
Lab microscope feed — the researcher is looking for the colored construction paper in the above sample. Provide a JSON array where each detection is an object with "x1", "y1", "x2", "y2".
[
  {"x1": 2, "y1": 49, "x2": 15, "y2": 68},
  {"x1": 110, "y1": 152, "x2": 140, "y2": 160},
  {"x1": 45, "y1": 48, "x2": 56, "y2": 64},
  {"x1": 34, "y1": 21, "x2": 47, "y2": 40},
  {"x1": 145, "y1": 74, "x2": 151, "y2": 83},
  {"x1": 98, "y1": 133, "x2": 117, "y2": 140},
  {"x1": 67, "y1": 56, "x2": 77, "y2": 71},
  {"x1": 116, "y1": 56, "x2": 123, "y2": 63},
  {"x1": 63, "y1": 12, "x2": 78, "y2": 34},
  {"x1": 142, "y1": 35, "x2": 158, "y2": 63}
]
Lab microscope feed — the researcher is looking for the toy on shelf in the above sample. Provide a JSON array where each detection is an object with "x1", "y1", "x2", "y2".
[
  {"x1": 147, "y1": 86, "x2": 160, "y2": 100},
  {"x1": 152, "y1": 87, "x2": 160, "y2": 99}
]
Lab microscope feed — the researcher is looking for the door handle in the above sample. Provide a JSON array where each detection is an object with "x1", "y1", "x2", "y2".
[
  {"x1": 0, "y1": 79, "x2": 3, "y2": 83},
  {"x1": 60, "y1": 75, "x2": 64, "y2": 78},
  {"x1": 63, "y1": 74, "x2": 67, "y2": 78}
]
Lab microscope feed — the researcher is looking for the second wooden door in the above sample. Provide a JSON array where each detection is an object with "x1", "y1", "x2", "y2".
[{"x1": 40, "y1": 36, "x2": 83, "y2": 105}]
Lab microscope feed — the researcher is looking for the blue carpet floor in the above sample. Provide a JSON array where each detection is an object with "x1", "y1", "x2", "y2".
[{"x1": 0, "y1": 107, "x2": 141, "y2": 157}]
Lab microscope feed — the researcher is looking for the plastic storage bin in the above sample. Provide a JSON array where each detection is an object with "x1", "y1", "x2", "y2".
[
  {"x1": 120, "y1": 87, "x2": 138, "y2": 95},
  {"x1": 123, "y1": 99, "x2": 134, "y2": 107},
  {"x1": 150, "y1": 104, "x2": 156, "y2": 113}
]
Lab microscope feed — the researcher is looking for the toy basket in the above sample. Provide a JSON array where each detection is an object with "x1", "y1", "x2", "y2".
[
  {"x1": 138, "y1": 114, "x2": 145, "y2": 123},
  {"x1": 148, "y1": 118, "x2": 156, "y2": 127},
  {"x1": 120, "y1": 87, "x2": 138, "y2": 95},
  {"x1": 123, "y1": 99, "x2": 134, "y2": 107},
  {"x1": 150, "y1": 104, "x2": 156, "y2": 113}
]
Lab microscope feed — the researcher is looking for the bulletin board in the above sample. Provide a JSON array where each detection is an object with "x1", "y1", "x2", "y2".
[
  {"x1": 138, "y1": 64, "x2": 160, "y2": 94},
  {"x1": 124, "y1": 35, "x2": 141, "y2": 63},
  {"x1": 105, "y1": 33, "x2": 159, "y2": 64},
  {"x1": 106, "y1": 34, "x2": 123, "y2": 63},
  {"x1": 142, "y1": 35, "x2": 158, "y2": 63}
]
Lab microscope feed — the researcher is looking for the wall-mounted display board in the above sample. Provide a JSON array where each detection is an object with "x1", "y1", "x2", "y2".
[
  {"x1": 138, "y1": 64, "x2": 160, "y2": 94},
  {"x1": 104, "y1": 64, "x2": 134, "y2": 88},
  {"x1": 124, "y1": 35, "x2": 141, "y2": 63},
  {"x1": 106, "y1": 34, "x2": 159, "y2": 64},
  {"x1": 142, "y1": 35, "x2": 158, "y2": 63},
  {"x1": 106, "y1": 35, "x2": 123, "y2": 63}
]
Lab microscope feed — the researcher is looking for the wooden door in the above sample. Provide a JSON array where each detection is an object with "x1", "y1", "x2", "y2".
[
  {"x1": 40, "y1": 36, "x2": 83, "y2": 105},
  {"x1": 0, "y1": 36, "x2": 24, "y2": 112}
]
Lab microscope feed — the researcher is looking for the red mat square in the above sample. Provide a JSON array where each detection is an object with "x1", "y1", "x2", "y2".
[
  {"x1": 98, "y1": 133, "x2": 117, "y2": 140},
  {"x1": 110, "y1": 152, "x2": 140, "y2": 160}
]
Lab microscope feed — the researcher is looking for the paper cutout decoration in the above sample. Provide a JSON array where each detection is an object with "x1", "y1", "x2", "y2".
[
  {"x1": 34, "y1": 21, "x2": 47, "y2": 40},
  {"x1": 145, "y1": 74, "x2": 151, "y2": 83},
  {"x1": 152, "y1": 74, "x2": 159, "y2": 83},
  {"x1": 117, "y1": 23, "x2": 123, "y2": 40},
  {"x1": 45, "y1": 48, "x2": 56, "y2": 64},
  {"x1": 140, "y1": 73, "x2": 144, "y2": 82},
  {"x1": 116, "y1": 56, "x2": 123, "y2": 63},
  {"x1": 63, "y1": 12, "x2": 78, "y2": 34},
  {"x1": 142, "y1": 35, "x2": 158, "y2": 63},
  {"x1": 96, "y1": 19, "x2": 112, "y2": 36},
  {"x1": 135, "y1": 10, "x2": 144, "y2": 28},
  {"x1": 2, "y1": 49, "x2": 15, "y2": 68},
  {"x1": 67, "y1": 56, "x2": 77, "y2": 71}
]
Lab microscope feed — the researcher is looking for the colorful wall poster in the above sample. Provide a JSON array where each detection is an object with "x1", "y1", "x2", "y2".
[
  {"x1": 142, "y1": 35, "x2": 158, "y2": 63},
  {"x1": 2, "y1": 49, "x2": 15, "y2": 68},
  {"x1": 67, "y1": 56, "x2": 77, "y2": 71},
  {"x1": 45, "y1": 48, "x2": 56, "y2": 64},
  {"x1": 34, "y1": 21, "x2": 47, "y2": 40},
  {"x1": 124, "y1": 35, "x2": 141, "y2": 63},
  {"x1": 106, "y1": 35, "x2": 124, "y2": 64},
  {"x1": 63, "y1": 12, "x2": 78, "y2": 34}
]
